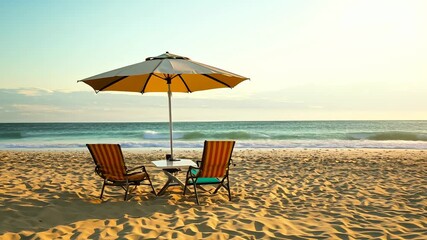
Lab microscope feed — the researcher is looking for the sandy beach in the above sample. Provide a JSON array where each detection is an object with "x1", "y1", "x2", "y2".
[{"x1": 0, "y1": 148, "x2": 426, "y2": 239}]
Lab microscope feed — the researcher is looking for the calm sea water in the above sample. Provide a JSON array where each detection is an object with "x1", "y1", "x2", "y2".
[{"x1": 0, "y1": 121, "x2": 426, "y2": 149}]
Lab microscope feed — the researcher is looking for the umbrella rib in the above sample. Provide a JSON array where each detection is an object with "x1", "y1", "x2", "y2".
[
  {"x1": 99, "y1": 76, "x2": 128, "y2": 91},
  {"x1": 140, "y1": 73, "x2": 153, "y2": 94},
  {"x1": 202, "y1": 74, "x2": 232, "y2": 88},
  {"x1": 140, "y1": 60, "x2": 164, "y2": 93},
  {"x1": 152, "y1": 73, "x2": 167, "y2": 79},
  {"x1": 177, "y1": 75, "x2": 192, "y2": 93}
]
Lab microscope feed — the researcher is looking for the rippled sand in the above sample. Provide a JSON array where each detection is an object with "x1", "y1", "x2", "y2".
[{"x1": 0, "y1": 149, "x2": 426, "y2": 239}]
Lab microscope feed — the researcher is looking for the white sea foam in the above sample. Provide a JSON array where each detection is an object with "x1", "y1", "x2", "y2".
[
  {"x1": 142, "y1": 130, "x2": 166, "y2": 139},
  {"x1": 1, "y1": 121, "x2": 426, "y2": 149},
  {"x1": 2, "y1": 139, "x2": 427, "y2": 150}
]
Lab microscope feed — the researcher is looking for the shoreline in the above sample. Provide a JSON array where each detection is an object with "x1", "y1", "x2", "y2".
[
  {"x1": 1, "y1": 146, "x2": 426, "y2": 152},
  {"x1": 1, "y1": 148, "x2": 426, "y2": 239}
]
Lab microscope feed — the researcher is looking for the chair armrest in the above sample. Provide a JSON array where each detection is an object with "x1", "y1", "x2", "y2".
[
  {"x1": 127, "y1": 165, "x2": 146, "y2": 173},
  {"x1": 196, "y1": 160, "x2": 202, "y2": 167},
  {"x1": 188, "y1": 165, "x2": 200, "y2": 176},
  {"x1": 188, "y1": 165, "x2": 199, "y2": 171}
]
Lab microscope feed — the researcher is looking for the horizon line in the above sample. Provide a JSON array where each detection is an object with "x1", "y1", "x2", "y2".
[{"x1": 1, "y1": 119, "x2": 426, "y2": 124}]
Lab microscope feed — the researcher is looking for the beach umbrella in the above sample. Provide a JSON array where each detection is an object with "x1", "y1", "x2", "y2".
[{"x1": 78, "y1": 52, "x2": 249, "y2": 160}]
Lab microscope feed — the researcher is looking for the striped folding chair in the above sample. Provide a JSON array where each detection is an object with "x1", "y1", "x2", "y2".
[
  {"x1": 86, "y1": 144, "x2": 156, "y2": 201},
  {"x1": 183, "y1": 140, "x2": 236, "y2": 204}
]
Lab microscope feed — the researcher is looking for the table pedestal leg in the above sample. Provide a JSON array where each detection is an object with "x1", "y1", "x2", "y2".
[{"x1": 158, "y1": 169, "x2": 187, "y2": 195}]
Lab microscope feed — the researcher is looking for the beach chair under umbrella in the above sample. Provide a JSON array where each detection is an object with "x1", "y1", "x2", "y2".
[{"x1": 78, "y1": 52, "x2": 248, "y2": 160}]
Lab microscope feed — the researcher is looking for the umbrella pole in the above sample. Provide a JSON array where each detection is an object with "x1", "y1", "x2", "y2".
[{"x1": 167, "y1": 83, "x2": 174, "y2": 160}]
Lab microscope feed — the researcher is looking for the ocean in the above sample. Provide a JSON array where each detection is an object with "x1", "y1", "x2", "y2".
[{"x1": 0, "y1": 121, "x2": 426, "y2": 149}]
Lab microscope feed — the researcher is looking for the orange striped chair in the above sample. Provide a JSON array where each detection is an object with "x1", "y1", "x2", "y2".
[
  {"x1": 86, "y1": 144, "x2": 156, "y2": 201},
  {"x1": 183, "y1": 141, "x2": 236, "y2": 204}
]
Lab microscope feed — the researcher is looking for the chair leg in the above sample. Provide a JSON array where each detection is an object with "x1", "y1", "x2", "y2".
[
  {"x1": 193, "y1": 180, "x2": 200, "y2": 205},
  {"x1": 132, "y1": 185, "x2": 138, "y2": 194},
  {"x1": 100, "y1": 180, "x2": 106, "y2": 199},
  {"x1": 226, "y1": 175, "x2": 232, "y2": 201},
  {"x1": 183, "y1": 180, "x2": 188, "y2": 196},
  {"x1": 213, "y1": 177, "x2": 226, "y2": 194},
  {"x1": 149, "y1": 180, "x2": 157, "y2": 196},
  {"x1": 143, "y1": 168, "x2": 157, "y2": 196},
  {"x1": 182, "y1": 174, "x2": 190, "y2": 196},
  {"x1": 124, "y1": 183, "x2": 130, "y2": 201},
  {"x1": 213, "y1": 184, "x2": 222, "y2": 194},
  {"x1": 183, "y1": 170, "x2": 191, "y2": 196},
  {"x1": 213, "y1": 176, "x2": 232, "y2": 201}
]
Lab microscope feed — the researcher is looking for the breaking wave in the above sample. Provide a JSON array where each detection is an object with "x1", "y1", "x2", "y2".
[
  {"x1": 2, "y1": 139, "x2": 427, "y2": 150},
  {"x1": 1, "y1": 121, "x2": 427, "y2": 149},
  {"x1": 346, "y1": 131, "x2": 427, "y2": 141}
]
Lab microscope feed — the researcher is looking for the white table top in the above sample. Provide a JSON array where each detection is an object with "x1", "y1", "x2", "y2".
[{"x1": 152, "y1": 159, "x2": 197, "y2": 169}]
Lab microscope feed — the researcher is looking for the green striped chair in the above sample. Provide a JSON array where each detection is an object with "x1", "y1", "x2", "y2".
[
  {"x1": 86, "y1": 144, "x2": 156, "y2": 201},
  {"x1": 184, "y1": 141, "x2": 236, "y2": 204}
]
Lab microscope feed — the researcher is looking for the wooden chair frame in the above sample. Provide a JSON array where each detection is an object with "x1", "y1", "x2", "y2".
[
  {"x1": 87, "y1": 144, "x2": 156, "y2": 201},
  {"x1": 183, "y1": 141, "x2": 235, "y2": 204}
]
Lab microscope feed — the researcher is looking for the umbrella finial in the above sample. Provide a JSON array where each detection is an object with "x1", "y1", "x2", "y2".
[{"x1": 146, "y1": 52, "x2": 190, "y2": 61}]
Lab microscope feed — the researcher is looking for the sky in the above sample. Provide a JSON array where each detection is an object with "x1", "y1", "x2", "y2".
[{"x1": 0, "y1": 0, "x2": 426, "y2": 122}]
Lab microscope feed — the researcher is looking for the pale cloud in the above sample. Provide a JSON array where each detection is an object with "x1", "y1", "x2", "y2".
[
  {"x1": 1, "y1": 86, "x2": 426, "y2": 122},
  {"x1": 12, "y1": 104, "x2": 71, "y2": 114},
  {"x1": 16, "y1": 88, "x2": 54, "y2": 97}
]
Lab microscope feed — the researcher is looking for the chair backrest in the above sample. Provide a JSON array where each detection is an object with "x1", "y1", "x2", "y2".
[
  {"x1": 87, "y1": 144, "x2": 127, "y2": 181},
  {"x1": 199, "y1": 141, "x2": 235, "y2": 178}
]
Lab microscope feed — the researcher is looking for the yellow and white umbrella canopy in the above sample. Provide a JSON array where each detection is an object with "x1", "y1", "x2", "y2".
[{"x1": 78, "y1": 52, "x2": 249, "y2": 159}]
